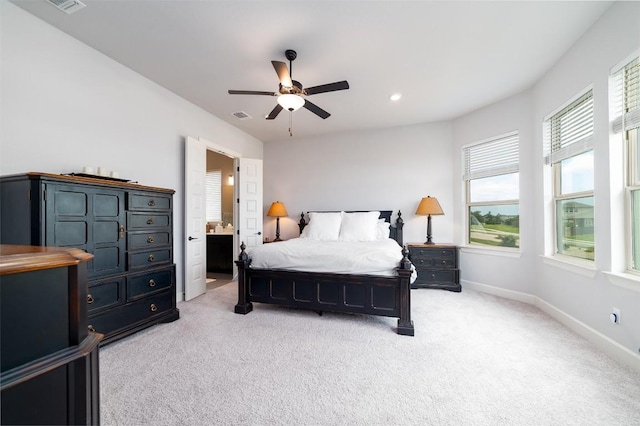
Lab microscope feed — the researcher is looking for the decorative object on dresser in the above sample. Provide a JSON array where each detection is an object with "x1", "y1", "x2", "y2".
[
  {"x1": 415, "y1": 196, "x2": 444, "y2": 244},
  {"x1": 1, "y1": 245, "x2": 101, "y2": 425},
  {"x1": 266, "y1": 201, "x2": 288, "y2": 241},
  {"x1": 235, "y1": 210, "x2": 415, "y2": 336},
  {"x1": 0, "y1": 172, "x2": 179, "y2": 345},
  {"x1": 408, "y1": 243, "x2": 461, "y2": 292}
]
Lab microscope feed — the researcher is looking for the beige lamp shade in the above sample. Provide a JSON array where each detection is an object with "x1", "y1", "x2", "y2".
[
  {"x1": 415, "y1": 196, "x2": 444, "y2": 216},
  {"x1": 267, "y1": 201, "x2": 288, "y2": 217}
]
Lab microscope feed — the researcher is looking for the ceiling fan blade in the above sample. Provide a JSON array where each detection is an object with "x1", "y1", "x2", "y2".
[
  {"x1": 271, "y1": 61, "x2": 293, "y2": 88},
  {"x1": 266, "y1": 104, "x2": 283, "y2": 120},
  {"x1": 303, "y1": 100, "x2": 331, "y2": 119},
  {"x1": 304, "y1": 81, "x2": 349, "y2": 96},
  {"x1": 228, "y1": 90, "x2": 277, "y2": 96}
]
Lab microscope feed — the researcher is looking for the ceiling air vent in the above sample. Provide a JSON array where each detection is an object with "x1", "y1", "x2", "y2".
[
  {"x1": 46, "y1": 0, "x2": 86, "y2": 14},
  {"x1": 231, "y1": 111, "x2": 252, "y2": 120}
]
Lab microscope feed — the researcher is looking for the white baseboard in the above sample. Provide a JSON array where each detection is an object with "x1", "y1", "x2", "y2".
[{"x1": 461, "y1": 279, "x2": 640, "y2": 372}]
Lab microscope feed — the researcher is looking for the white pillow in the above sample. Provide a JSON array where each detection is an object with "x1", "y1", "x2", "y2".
[
  {"x1": 301, "y1": 212, "x2": 342, "y2": 240},
  {"x1": 376, "y1": 221, "x2": 390, "y2": 240},
  {"x1": 339, "y1": 211, "x2": 380, "y2": 241}
]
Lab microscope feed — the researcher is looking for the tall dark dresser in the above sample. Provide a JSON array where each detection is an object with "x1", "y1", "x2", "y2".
[
  {"x1": 1, "y1": 245, "x2": 101, "y2": 425},
  {"x1": 0, "y1": 172, "x2": 179, "y2": 345}
]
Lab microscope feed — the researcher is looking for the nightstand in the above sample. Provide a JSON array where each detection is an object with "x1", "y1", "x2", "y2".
[{"x1": 408, "y1": 243, "x2": 461, "y2": 292}]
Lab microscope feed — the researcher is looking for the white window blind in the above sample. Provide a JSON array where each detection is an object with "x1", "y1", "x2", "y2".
[
  {"x1": 206, "y1": 170, "x2": 221, "y2": 223},
  {"x1": 545, "y1": 90, "x2": 594, "y2": 165},
  {"x1": 463, "y1": 131, "x2": 519, "y2": 181},
  {"x1": 611, "y1": 56, "x2": 640, "y2": 133}
]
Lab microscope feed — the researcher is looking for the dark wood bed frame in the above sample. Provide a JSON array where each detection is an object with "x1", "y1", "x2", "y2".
[{"x1": 234, "y1": 210, "x2": 414, "y2": 336}]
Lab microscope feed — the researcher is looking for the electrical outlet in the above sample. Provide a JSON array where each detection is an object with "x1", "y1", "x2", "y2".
[{"x1": 612, "y1": 307, "x2": 621, "y2": 324}]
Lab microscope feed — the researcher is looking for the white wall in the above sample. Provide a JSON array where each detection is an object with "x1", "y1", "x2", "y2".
[
  {"x1": 0, "y1": 2, "x2": 263, "y2": 298},
  {"x1": 452, "y1": 1, "x2": 640, "y2": 364},
  {"x1": 263, "y1": 122, "x2": 454, "y2": 245}
]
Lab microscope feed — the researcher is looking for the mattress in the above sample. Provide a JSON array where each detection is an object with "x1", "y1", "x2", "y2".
[{"x1": 246, "y1": 238, "x2": 416, "y2": 282}]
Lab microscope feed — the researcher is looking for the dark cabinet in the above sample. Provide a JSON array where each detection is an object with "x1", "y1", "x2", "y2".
[
  {"x1": 408, "y1": 244, "x2": 461, "y2": 292},
  {"x1": 207, "y1": 234, "x2": 233, "y2": 274},
  {"x1": 0, "y1": 173, "x2": 179, "y2": 345},
  {"x1": 1, "y1": 245, "x2": 101, "y2": 425}
]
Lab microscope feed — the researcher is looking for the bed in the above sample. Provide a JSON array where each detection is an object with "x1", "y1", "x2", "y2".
[{"x1": 234, "y1": 210, "x2": 415, "y2": 336}]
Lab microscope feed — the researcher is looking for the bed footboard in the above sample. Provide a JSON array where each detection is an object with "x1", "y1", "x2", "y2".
[{"x1": 234, "y1": 243, "x2": 414, "y2": 336}]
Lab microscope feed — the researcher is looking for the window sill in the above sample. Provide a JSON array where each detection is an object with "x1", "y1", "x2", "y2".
[
  {"x1": 603, "y1": 272, "x2": 640, "y2": 292},
  {"x1": 540, "y1": 255, "x2": 598, "y2": 278},
  {"x1": 459, "y1": 245, "x2": 522, "y2": 258}
]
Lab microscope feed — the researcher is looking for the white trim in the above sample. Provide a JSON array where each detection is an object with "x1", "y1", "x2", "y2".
[
  {"x1": 603, "y1": 271, "x2": 640, "y2": 292},
  {"x1": 542, "y1": 83, "x2": 594, "y2": 122},
  {"x1": 462, "y1": 279, "x2": 640, "y2": 372},
  {"x1": 610, "y1": 49, "x2": 640, "y2": 75},
  {"x1": 461, "y1": 279, "x2": 535, "y2": 303},
  {"x1": 540, "y1": 255, "x2": 598, "y2": 278},
  {"x1": 534, "y1": 297, "x2": 640, "y2": 372},
  {"x1": 459, "y1": 245, "x2": 522, "y2": 258}
]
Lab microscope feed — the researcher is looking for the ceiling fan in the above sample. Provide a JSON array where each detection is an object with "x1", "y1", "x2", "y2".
[{"x1": 228, "y1": 49, "x2": 349, "y2": 121}]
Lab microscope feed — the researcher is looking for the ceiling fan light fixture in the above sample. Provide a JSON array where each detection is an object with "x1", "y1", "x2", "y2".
[{"x1": 277, "y1": 94, "x2": 305, "y2": 111}]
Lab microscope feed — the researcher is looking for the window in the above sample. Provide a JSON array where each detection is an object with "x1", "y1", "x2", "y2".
[
  {"x1": 611, "y1": 55, "x2": 640, "y2": 272},
  {"x1": 463, "y1": 132, "x2": 520, "y2": 248},
  {"x1": 545, "y1": 90, "x2": 594, "y2": 261},
  {"x1": 206, "y1": 169, "x2": 222, "y2": 223}
]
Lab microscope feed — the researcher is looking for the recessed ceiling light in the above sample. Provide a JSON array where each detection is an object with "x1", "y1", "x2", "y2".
[{"x1": 390, "y1": 93, "x2": 402, "y2": 101}]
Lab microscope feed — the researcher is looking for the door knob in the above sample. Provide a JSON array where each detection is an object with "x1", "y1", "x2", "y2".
[{"x1": 188, "y1": 236, "x2": 198, "y2": 241}]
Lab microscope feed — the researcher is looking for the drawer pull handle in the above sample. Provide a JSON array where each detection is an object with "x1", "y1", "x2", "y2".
[
  {"x1": 148, "y1": 254, "x2": 155, "y2": 262},
  {"x1": 147, "y1": 217, "x2": 154, "y2": 225},
  {"x1": 442, "y1": 260, "x2": 446, "y2": 265},
  {"x1": 431, "y1": 274, "x2": 436, "y2": 279},
  {"x1": 147, "y1": 236, "x2": 155, "y2": 243},
  {"x1": 87, "y1": 294, "x2": 94, "y2": 304},
  {"x1": 419, "y1": 259, "x2": 424, "y2": 264},
  {"x1": 148, "y1": 199, "x2": 156, "y2": 207},
  {"x1": 149, "y1": 279, "x2": 156, "y2": 287},
  {"x1": 150, "y1": 303, "x2": 158, "y2": 312},
  {"x1": 88, "y1": 325, "x2": 96, "y2": 332},
  {"x1": 119, "y1": 225, "x2": 125, "y2": 238}
]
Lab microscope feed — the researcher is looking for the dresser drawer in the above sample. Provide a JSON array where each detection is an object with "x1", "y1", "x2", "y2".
[
  {"x1": 128, "y1": 230, "x2": 171, "y2": 250},
  {"x1": 88, "y1": 291, "x2": 174, "y2": 337},
  {"x1": 127, "y1": 212, "x2": 171, "y2": 230},
  {"x1": 127, "y1": 266, "x2": 174, "y2": 301},
  {"x1": 128, "y1": 192, "x2": 172, "y2": 211},
  {"x1": 128, "y1": 248, "x2": 172, "y2": 270},
  {"x1": 87, "y1": 277, "x2": 123, "y2": 313}
]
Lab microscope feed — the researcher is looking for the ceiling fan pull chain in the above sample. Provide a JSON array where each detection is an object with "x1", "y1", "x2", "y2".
[{"x1": 289, "y1": 111, "x2": 293, "y2": 137}]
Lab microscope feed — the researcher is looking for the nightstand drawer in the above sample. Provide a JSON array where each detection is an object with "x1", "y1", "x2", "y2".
[{"x1": 415, "y1": 269, "x2": 458, "y2": 284}]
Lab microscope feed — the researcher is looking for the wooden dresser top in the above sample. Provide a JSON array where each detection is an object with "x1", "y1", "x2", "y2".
[{"x1": 0, "y1": 245, "x2": 93, "y2": 275}]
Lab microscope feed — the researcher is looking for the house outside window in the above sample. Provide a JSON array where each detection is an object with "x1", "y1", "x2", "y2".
[
  {"x1": 463, "y1": 131, "x2": 520, "y2": 249},
  {"x1": 545, "y1": 90, "x2": 594, "y2": 261},
  {"x1": 611, "y1": 54, "x2": 640, "y2": 273}
]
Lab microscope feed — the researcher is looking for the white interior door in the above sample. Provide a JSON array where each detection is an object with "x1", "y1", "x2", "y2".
[
  {"x1": 184, "y1": 136, "x2": 207, "y2": 301},
  {"x1": 236, "y1": 158, "x2": 263, "y2": 251}
]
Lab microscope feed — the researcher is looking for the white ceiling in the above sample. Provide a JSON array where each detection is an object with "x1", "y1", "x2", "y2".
[{"x1": 12, "y1": 0, "x2": 613, "y2": 142}]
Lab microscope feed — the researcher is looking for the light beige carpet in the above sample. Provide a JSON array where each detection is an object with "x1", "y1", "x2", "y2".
[{"x1": 100, "y1": 283, "x2": 640, "y2": 425}]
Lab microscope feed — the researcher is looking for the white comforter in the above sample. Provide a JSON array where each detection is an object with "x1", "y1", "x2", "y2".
[{"x1": 246, "y1": 238, "x2": 416, "y2": 282}]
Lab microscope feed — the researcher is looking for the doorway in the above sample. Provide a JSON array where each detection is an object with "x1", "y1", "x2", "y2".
[{"x1": 205, "y1": 150, "x2": 235, "y2": 288}]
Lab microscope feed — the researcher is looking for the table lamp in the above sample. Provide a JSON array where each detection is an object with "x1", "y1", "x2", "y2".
[
  {"x1": 267, "y1": 201, "x2": 288, "y2": 241},
  {"x1": 415, "y1": 196, "x2": 444, "y2": 244}
]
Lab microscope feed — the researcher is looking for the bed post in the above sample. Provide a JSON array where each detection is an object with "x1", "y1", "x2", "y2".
[
  {"x1": 396, "y1": 245, "x2": 414, "y2": 336},
  {"x1": 395, "y1": 210, "x2": 404, "y2": 246},
  {"x1": 234, "y1": 242, "x2": 253, "y2": 314}
]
